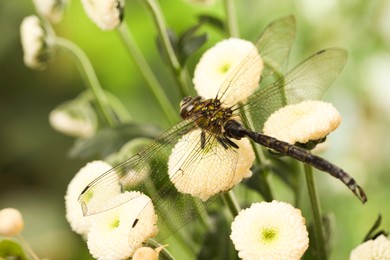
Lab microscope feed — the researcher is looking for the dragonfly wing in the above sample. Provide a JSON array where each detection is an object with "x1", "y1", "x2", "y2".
[
  {"x1": 244, "y1": 48, "x2": 348, "y2": 132},
  {"x1": 217, "y1": 16, "x2": 297, "y2": 106},
  {"x1": 78, "y1": 119, "x2": 239, "y2": 241},
  {"x1": 256, "y1": 15, "x2": 296, "y2": 78},
  {"x1": 151, "y1": 130, "x2": 238, "y2": 240},
  {"x1": 78, "y1": 119, "x2": 196, "y2": 216}
]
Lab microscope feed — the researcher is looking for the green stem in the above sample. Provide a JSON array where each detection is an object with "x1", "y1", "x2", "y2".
[
  {"x1": 224, "y1": 0, "x2": 239, "y2": 37},
  {"x1": 117, "y1": 23, "x2": 179, "y2": 124},
  {"x1": 55, "y1": 37, "x2": 117, "y2": 127},
  {"x1": 147, "y1": 239, "x2": 176, "y2": 260},
  {"x1": 304, "y1": 164, "x2": 327, "y2": 260},
  {"x1": 239, "y1": 106, "x2": 273, "y2": 201},
  {"x1": 17, "y1": 235, "x2": 40, "y2": 260},
  {"x1": 141, "y1": 0, "x2": 192, "y2": 97},
  {"x1": 221, "y1": 190, "x2": 241, "y2": 217}
]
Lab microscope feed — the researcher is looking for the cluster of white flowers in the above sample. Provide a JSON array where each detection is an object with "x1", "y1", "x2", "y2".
[
  {"x1": 350, "y1": 235, "x2": 390, "y2": 260},
  {"x1": 20, "y1": 15, "x2": 53, "y2": 69},
  {"x1": 230, "y1": 201, "x2": 309, "y2": 260},
  {"x1": 263, "y1": 100, "x2": 341, "y2": 145},
  {"x1": 65, "y1": 161, "x2": 158, "y2": 259},
  {"x1": 81, "y1": 0, "x2": 125, "y2": 30}
]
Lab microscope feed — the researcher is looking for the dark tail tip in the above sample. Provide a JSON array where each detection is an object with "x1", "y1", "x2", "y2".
[{"x1": 357, "y1": 185, "x2": 367, "y2": 204}]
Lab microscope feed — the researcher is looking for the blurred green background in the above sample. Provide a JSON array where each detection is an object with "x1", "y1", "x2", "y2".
[{"x1": 1, "y1": 0, "x2": 389, "y2": 259}]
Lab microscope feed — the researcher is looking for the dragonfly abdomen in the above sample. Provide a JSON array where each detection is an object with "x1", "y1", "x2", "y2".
[{"x1": 224, "y1": 120, "x2": 367, "y2": 203}]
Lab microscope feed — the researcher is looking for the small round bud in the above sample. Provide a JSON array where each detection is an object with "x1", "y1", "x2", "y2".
[
  {"x1": 133, "y1": 245, "x2": 167, "y2": 260},
  {"x1": 0, "y1": 208, "x2": 24, "y2": 237}
]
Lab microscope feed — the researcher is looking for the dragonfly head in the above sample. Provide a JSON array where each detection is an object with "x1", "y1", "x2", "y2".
[{"x1": 180, "y1": 96, "x2": 202, "y2": 119}]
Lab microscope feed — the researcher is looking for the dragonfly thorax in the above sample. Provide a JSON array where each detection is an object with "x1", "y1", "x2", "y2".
[{"x1": 180, "y1": 96, "x2": 233, "y2": 135}]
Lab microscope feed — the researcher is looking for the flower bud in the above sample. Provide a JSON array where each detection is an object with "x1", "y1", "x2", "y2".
[
  {"x1": 32, "y1": 0, "x2": 67, "y2": 23},
  {"x1": 20, "y1": 15, "x2": 54, "y2": 70},
  {"x1": 0, "y1": 208, "x2": 24, "y2": 237},
  {"x1": 81, "y1": 0, "x2": 125, "y2": 30}
]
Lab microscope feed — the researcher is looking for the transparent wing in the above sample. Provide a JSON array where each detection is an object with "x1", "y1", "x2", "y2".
[
  {"x1": 255, "y1": 15, "x2": 296, "y2": 77},
  {"x1": 240, "y1": 48, "x2": 348, "y2": 132},
  {"x1": 78, "y1": 118, "x2": 238, "y2": 240},
  {"x1": 217, "y1": 15, "x2": 296, "y2": 105},
  {"x1": 78, "y1": 119, "x2": 196, "y2": 215}
]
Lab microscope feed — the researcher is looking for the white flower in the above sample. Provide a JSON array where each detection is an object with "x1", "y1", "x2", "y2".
[
  {"x1": 168, "y1": 129, "x2": 254, "y2": 201},
  {"x1": 65, "y1": 161, "x2": 119, "y2": 235},
  {"x1": 81, "y1": 0, "x2": 124, "y2": 30},
  {"x1": 193, "y1": 38, "x2": 263, "y2": 107},
  {"x1": 263, "y1": 100, "x2": 341, "y2": 145},
  {"x1": 350, "y1": 235, "x2": 390, "y2": 260},
  {"x1": 32, "y1": 0, "x2": 67, "y2": 23},
  {"x1": 49, "y1": 99, "x2": 97, "y2": 138},
  {"x1": 87, "y1": 191, "x2": 158, "y2": 260},
  {"x1": 230, "y1": 201, "x2": 309, "y2": 260},
  {"x1": 0, "y1": 208, "x2": 24, "y2": 237},
  {"x1": 20, "y1": 15, "x2": 53, "y2": 69}
]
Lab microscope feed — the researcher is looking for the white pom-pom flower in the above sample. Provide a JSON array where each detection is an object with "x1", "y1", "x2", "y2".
[
  {"x1": 263, "y1": 100, "x2": 341, "y2": 145},
  {"x1": 20, "y1": 15, "x2": 53, "y2": 69},
  {"x1": 193, "y1": 38, "x2": 263, "y2": 107},
  {"x1": 168, "y1": 129, "x2": 254, "y2": 201},
  {"x1": 65, "y1": 160, "x2": 119, "y2": 235},
  {"x1": 87, "y1": 191, "x2": 158, "y2": 260},
  {"x1": 230, "y1": 201, "x2": 309, "y2": 260},
  {"x1": 350, "y1": 235, "x2": 390, "y2": 260},
  {"x1": 32, "y1": 0, "x2": 67, "y2": 23},
  {"x1": 0, "y1": 208, "x2": 24, "y2": 237},
  {"x1": 49, "y1": 99, "x2": 97, "y2": 138},
  {"x1": 81, "y1": 0, "x2": 124, "y2": 30}
]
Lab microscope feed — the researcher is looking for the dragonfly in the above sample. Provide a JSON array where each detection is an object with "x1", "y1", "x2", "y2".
[{"x1": 79, "y1": 16, "x2": 367, "y2": 241}]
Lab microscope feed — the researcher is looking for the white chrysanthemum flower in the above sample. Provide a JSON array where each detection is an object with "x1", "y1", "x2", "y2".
[
  {"x1": 350, "y1": 235, "x2": 390, "y2": 260},
  {"x1": 193, "y1": 38, "x2": 263, "y2": 107},
  {"x1": 263, "y1": 100, "x2": 341, "y2": 145},
  {"x1": 0, "y1": 208, "x2": 24, "y2": 237},
  {"x1": 230, "y1": 201, "x2": 309, "y2": 260},
  {"x1": 65, "y1": 160, "x2": 119, "y2": 235},
  {"x1": 49, "y1": 99, "x2": 97, "y2": 138},
  {"x1": 168, "y1": 129, "x2": 254, "y2": 201},
  {"x1": 32, "y1": 0, "x2": 66, "y2": 23},
  {"x1": 20, "y1": 15, "x2": 53, "y2": 69},
  {"x1": 81, "y1": 0, "x2": 124, "y2": 30},
  {"x1": 87, "y1": 191, "x2": 158, "y2": 260}
]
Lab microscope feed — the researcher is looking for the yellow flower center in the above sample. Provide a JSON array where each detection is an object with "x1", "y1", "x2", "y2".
[
  {"x1": 219, "y1": 63, "x2": 231, "y2": 74},
  {"x1": 260, "y1": 227, "x2": 278, "y2": 244},
  {"x1": 110, "y1": 217, "x2": 120, "y2": 229}
]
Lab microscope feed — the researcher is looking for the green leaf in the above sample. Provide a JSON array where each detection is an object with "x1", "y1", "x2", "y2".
[
  {"x1": 197, "y1": 15, "x2": 226, "y2": 33},
  {"x1": 242, "y1": 164, "x2": 273, "y2": 202},
  {"x1": 156, "y1": 29, "x2": 179, "y2": 65},
  {"x1": 197, "y1": 213, "x2": 239, "y2": 260},
  {"x1": 178, "y1": 32, "x2": 208, "y2": 65},
  {"x1": 69, "y1": 123, "x2": 161, "y2": 159},
  {"x1": 303, "y1": 214, "x2": 334, "y2": 260},
  {"x1": 0, "y1": 239, "x2": 27, "y2": 260},
  {"x1": 363, "y1": 214, "x2": 389, "y2": 242}
]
